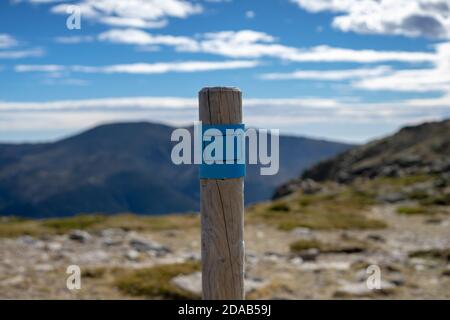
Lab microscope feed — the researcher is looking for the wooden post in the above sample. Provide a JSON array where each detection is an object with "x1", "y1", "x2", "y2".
[{"x1": 199, "y1": 87, "x2": 244, "y2": 300}]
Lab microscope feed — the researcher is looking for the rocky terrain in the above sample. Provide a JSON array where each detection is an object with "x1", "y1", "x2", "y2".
[
  {"x1": 0, "y1": 173, "x2": 448, "y2": 299},
  {"x1": 276, "y1": 120, "x2": 450, "y2": 192},
  {"x1": 0, "y1": 120, "x2": 448, "y2": 299}
]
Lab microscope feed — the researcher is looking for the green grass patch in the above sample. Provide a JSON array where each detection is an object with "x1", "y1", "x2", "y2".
[
  {"x1": 0, "y1": 218, "x2": 43, "y2": 238},
  {"x1": 42, "y1": 214, "x2": 107, "y2": 233},
  {"x1": 0, "y1": 213, "x2": 199, "y2": 238},
  {"x1": 409, "y1": 249, "x2": 450, "y2": 261},
  {"x1": 290, "y1": 238, "x2": 368, "y2": 254},
  {"x1": 289, "y1": 239, "x2": 322, "y2": 253},
  {"x1": 396, "y1": 206, "x2": 429, "y2": 215},
  {"x1": 115, "y1": 261, "x2": 201, "y2": 299},
  {"x1": 82, "y1": 267, "x2": 107, "y2": 279},
  {"x1": 420, "y1": 193, "x2": 450, "y2": 206},
  {"x1": 268, "y1": 202, "x2": 290, "y2": 212},
  {"x1": 248, "y1": 186, "x2": 385, "y2": 231},
  {"x1": 369, "y1": 175, "x2": 433, "y2": 187}
]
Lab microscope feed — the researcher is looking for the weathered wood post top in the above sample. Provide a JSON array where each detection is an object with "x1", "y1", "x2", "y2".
[{"x1": 199, "y1": 87, "x2": 245, "y2": 300}]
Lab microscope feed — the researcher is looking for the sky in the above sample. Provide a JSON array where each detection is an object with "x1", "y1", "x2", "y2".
[{"x1": 0, "y1": 0, "x2": 449, "y2": 143}]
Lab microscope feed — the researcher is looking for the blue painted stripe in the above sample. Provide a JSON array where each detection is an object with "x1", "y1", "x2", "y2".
[{"x1": 199, "y1": 124, "x2": 246, "y2": 179}]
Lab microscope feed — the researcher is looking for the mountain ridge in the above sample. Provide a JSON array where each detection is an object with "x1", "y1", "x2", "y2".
[
  {"x1": 274, "y1": 119, "x2": 450, "y2": 198},
  {"x1": 0, "y1": 121, "x2": 352, "y2": 217}
]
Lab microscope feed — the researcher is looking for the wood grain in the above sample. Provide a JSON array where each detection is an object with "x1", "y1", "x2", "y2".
[{"x1": 199, "y1": 87, "x2": 244, "y2": 300}]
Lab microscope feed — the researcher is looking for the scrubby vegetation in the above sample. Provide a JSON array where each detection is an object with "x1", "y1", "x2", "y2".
[
  {"x1": 409, "y1": 249, "x2": 450, "y2": 261},
  {"x1": 289, "y1": 238, "x2": 368, "y2": 254},
  {"x1": 289, "y1": 239, "x2": 322, "y2": 252},
  {"x1": 396, "y1": 206, "x2": 429, "y2": 215},
  {"x1": 0, "y1": 213, "x2": 199, "y2": 238},
  {"x1": 115, "y1": 262, "x2": 201, "y2": 299},
  {"x1": 248, "y1": 186, "x2": 386, "y2": 231}
]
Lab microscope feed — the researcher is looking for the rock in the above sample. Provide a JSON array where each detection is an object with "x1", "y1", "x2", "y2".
[
  {"x1": 100, "y1": 229, "x2": 125, "y2": 246},
  {"x1": 125, "y1": 249, "x2": 140, "y2": 261},
  {"x1": 289, "y1": 257, "x2": 303, "y2": 266},
  {"x1": 179, "y1": 251, "x2": 201, "y2": 262},
  {"x1": 366, "y1": 234, "x2": 385, "y2": 242},
  {"x1": 246, "y1": 251, "x2": 260, "y2": 266},
  {"x1": 291, "y1": 227, "x2": 312, "y2": 237},
  {"x1": 263, "y1": 251, "x2": 285, "y2": 262},
  {"x1": 298, "y1": 179, "x2": 322, "y2": 195},
  {"x1": 272, "y1": 178, "x2": 321, "y2": 199},
  {"x1": 101, "y1": 237, "x2": 122, "y2": 247},
  {"x1": 334, "y1": 280, "x2": 395, "y2": 298},
  {"x1": 99, "y1": 228, "x2": 126, "y2": 237},
  {"x1": 17, "y1": 235, "x2": 37, "y2": 246},
  {"x1": 377, "y1": 192, "x2": 406, "y2": 203},
  {"x1": 163, "y1": 231, "x2": 178, "y2": 238},
  {"x1": 298, "y1": 261, "x2": 351, "y2": 271},
  {"x1": 170, "y1": 272, "x2": 269, "y2": 297},
  {"x1": 34, "y1": 264, "x2": 54, "y2": 272},
  {"x1": 69, "y1": 230, "x2": 92, "y2": 243},
  {"x1": 245, "y1": 277, "x2": 269, "y2": 293},
  {"x1": 334, "y1": 282, "x2": 373, "y2": 298},
  {"x1": 442, "y1": 266, "x2": 450, "y2": 277},
  {"x1": 129, "y1": 238, "x2": 170, "y2": 256},
  {"x1": 387, "y1": 273, "x2": 406, "y2": 286},
  {"x1": 0, "y1": 275, "x2": 25, "y2": 286},
  {"x1": 424, "y1": 218, "x2": 442, "y2": 225},
  {"x1": 171, "y1": 271, "x2": 202, "y2": 297},
  {"x1": 45, "y1": 242, "x2": 62, "y2": 252},
  {"x1": 78, "y1": 250, "x2": 109, "y2": 264},
  {"x1": 296, "y1": 248, "x2": 319, "y2": 262}
]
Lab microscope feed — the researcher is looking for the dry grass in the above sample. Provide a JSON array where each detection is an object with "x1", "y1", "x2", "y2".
[
  {"x1": 396, "y1": 206, "x2": 429, "y2": 215},
  {"x1": 289, "y1": 238, "x2": 368, "y2": 254},
  {"x1": 114, "y1": 262, "x2": 201, "y2": 299},
  {"x1": 0, "y1": 213, "x2": 199, "y2": 238},
  {"x1": 248, "y1": 186, "x2": 386, "y2": 231}
]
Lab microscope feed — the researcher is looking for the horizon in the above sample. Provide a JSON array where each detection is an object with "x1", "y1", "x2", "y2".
[
  {"x1": 1, "y1": 0, "x2": 450, "y2": 143},
  {"x1": 1, "y1": 117, "x2": 407, "y2": 145}
]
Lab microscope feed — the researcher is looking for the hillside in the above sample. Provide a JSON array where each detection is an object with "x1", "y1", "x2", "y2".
[
  {"x1": 275, "y1": 120, "x2": 450, "y2": 198},
  {"x1": 0, "y1": 122, "x2": 351, "y2": 217}
]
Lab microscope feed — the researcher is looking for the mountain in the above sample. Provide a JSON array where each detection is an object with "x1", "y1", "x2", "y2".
[
  {"x1": 274, "y1": 119, "x2": 450, "y2": 198},
  {"x1": 0, "y1": 122, "x2": 352, "y2": 218}
]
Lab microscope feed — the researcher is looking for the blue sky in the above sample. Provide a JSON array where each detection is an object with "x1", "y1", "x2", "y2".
[{"x1": 0, "y1": 0, "x2": 449, "y2": 143}]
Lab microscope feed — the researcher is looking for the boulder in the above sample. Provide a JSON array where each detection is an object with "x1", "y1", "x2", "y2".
[
  {"x1": 68, "y1": 230, "x2": 92, "y2": 243},
  {"x1": 129, "y1": 238, "x2": 171, "y2": 256}
]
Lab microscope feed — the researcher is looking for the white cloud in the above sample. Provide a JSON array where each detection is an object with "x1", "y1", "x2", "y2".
[
  {"x1": 1, "y1": 96, "x2": 448, "y2": 143},
  {"x1": 0, "y1": 33, "x2": 44, "y2": 59},
  {"x1": 0, "y1": 34, "x2": 19, "y2": 49},
  {"x1": 15, "y1": 64, "x2": 65, "y2": 72},
  {"x1": 0, "y1": 48, "x2": 45, "y2": 59},
  {"x1": 98, "y1": 28, "x2": 198, "y2": 50},
  {"x1": 16, "y1": 0, "x2": 65, "y2": 3},
  {"x1": 291, "y1": 0, "x2": 450, "y2": 39},
  {"x1": 245, "y1": 10, "x2": 255, "y2": 19},
  {"x1": 96, "y1": 29, "x2": 438, "y2": 64},
  {"x1": 50, "y1": 0, "x2": 203, "y2": 29},
  {"x1": 0, "y1": 97, "x2": 197, "y2": 111},
  {"x1": 260, "y1": 66, "x2": 392, "y2": 80},
  {"x1": 54, "y1": 35, "x2": 95, "y2": 44},
  {"x1": 278, "y1": 45, "x2": 436, "y2": 63},
  {"x1": 14, "y1": 60, "x2": 260, "y2": 74},
  {"x1": 353, "y1": 42, "x2": 450, "y2": 92}
]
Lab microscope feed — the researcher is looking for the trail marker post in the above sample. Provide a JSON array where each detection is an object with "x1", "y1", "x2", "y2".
[{"x1": 199, "y1": 87, "x2": 245, "y2": 300}]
